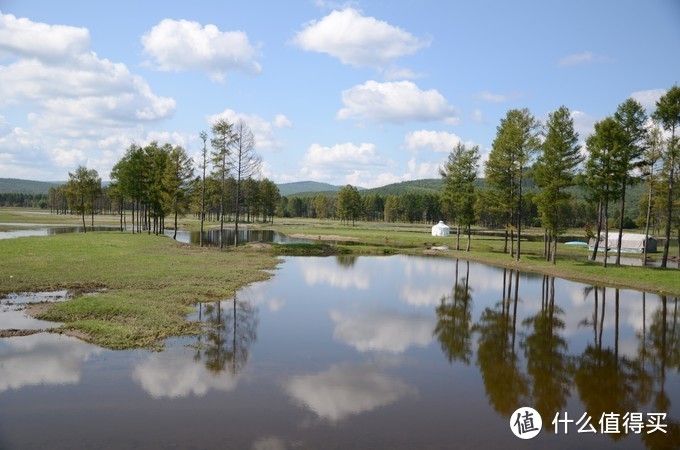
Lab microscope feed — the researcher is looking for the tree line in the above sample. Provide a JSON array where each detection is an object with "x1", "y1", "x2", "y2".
[
  {"x1": 0, "y1": 192, "x2": 48, "y2": 208},
  {"x1": 49, "y1": 118, "x2": 280, "y2": 246},
  {"x1": 452, "y1": 87, "x2": 679, "y2": 267}
]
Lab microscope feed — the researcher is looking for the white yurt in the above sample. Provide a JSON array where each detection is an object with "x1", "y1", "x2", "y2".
[{"x1": 431, "y1": 221, "x2": 450, "y2": 237}]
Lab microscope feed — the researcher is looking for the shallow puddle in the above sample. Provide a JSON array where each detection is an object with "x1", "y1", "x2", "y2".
[{"x1": 0, "y1": 290, "x2": 71, "y2": 333}]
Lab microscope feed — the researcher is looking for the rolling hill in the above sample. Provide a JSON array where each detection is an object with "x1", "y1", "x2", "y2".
[
  {"x1": 0, "y1": 178, "x2": 61, "y2": 195},
  {"x1": 277, "y1": 181, "x2": 348, "y2": 196}
]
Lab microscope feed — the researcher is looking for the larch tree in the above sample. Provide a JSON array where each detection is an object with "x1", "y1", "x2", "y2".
[
  {"x1": 641, "y1": 123, "x2": 664, "y2": 265},
  {"x1": 486, "y1": 108, "x2": 541, "y2": 260},
  {"x1": 210, "y1": 118, "x2": 235, "y2": 249},
  {"x1": 533, "y1": 106, "x2": 582, "y2": 264},
  {"x1": 652, "y1": 85, "x2": 680, "y2": 268},
  {"x1": 585, "y1": 117, "x2": 624, "y2": 267},
  {"x1": 66, "y1": 165, "x2": 101, "y2": 232},
  {"x1": 258, "y1": 178, "x2": 280, "y2": 223},
  {"x1": 198, "y1": 130, "x2": 209, "y2": 247},
  {"x1": 163, "y1": 145, "x2": 194, "y2": 240},
  {"x1": 228, "y1": 120, "x2": 261, "y2": 246},
  {"x1": 440, "y1": 142, "x2": 480, "y2": 251},
  {"x1": 613, "y1": 98, "x2": 648, "y2": 265},
  {"x1": 337, "y1": 184, "x2": 362, "y2": 226}
]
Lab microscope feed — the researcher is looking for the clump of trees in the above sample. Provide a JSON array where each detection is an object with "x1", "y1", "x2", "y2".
[
  {"x1": 50, "y1": 117, "x2": 279, "y2": 246},
  {"x1": 473, "y1": 86, "x2": 679, "y2": 267},
  {"x1": 65, "y1": 165, "x2": 102, "y2": 231}
]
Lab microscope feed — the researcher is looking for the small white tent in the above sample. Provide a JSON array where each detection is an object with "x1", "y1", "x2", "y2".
[
  {"x1": 588, "y1": 233, "x2": 657, "y2": 253},
  {"x1": 432, "y1": 221, "x2": 450, "y2": 237}
]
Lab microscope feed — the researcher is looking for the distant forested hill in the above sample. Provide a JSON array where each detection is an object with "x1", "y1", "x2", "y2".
[
  {"x1": 277, "y1": 181, "x2": 345, "y2": 196},
  {"x1": 361, "y1": 179, "x2": 444, "y2": 196},
  {"x1": 0, "y1": 178, "x2": 61, "y2": 195}
]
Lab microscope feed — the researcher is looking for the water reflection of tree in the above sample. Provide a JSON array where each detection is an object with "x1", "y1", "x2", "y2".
[
  {"x1": 574, "y1": 287, "x2": 637, "y2": 442},
  {"x1": 640, "y1": 295, "x2": 680, "y2": 449},
  {"x1": 336, "y1": 255, "x2": 358, "y2": 268},
  {"x1": 520, "y1": 275, "x2": 570, "y2": 420},
  {"x1": 474, "y1": 268, "x2": 528, "y2": 415},
  {"x1": 434, "y1": 260, "x2": 473, "y2": 365},
  {"x1": 200, "y1": 294, "x2": 259, "y2": 375}
]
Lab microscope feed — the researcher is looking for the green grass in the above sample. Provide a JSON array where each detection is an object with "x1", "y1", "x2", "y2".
[
  {"x1": 254, "y1": 218, "x2": 680, "y2": 296},
  {"x1": 0, "y1": 232, "x2": 279, "y2": 349}
]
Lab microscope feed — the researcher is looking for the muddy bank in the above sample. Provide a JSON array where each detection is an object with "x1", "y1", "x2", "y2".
[{"x1": 289, "y1": 233, "x2": 360, "y2": 242}]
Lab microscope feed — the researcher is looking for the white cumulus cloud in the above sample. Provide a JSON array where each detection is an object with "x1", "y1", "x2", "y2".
[
  {"x1": 142, "y1": 18, "x2": 261, "y2": 81},
  {"x1": 274, "y1": 114, "x2": 293, "y2": 128},
  {"x1": 630, "y1": 88, "x2": 666, "y2": 111},
  {"x1": 404, "y1": 130, "x2": 473, "y2": 153},
  {"x1": 293, "y1": 8, "x2": 429, "y2": 68},
  {"x1": 0, "y1": 12, "x2": 89, "y2": 62},
  {"x1": 337, "y1": 80, "x2": 457, "y2": 124},
  {"x1": 298, "y1": 142, "x2": 389, "y2": 183},
  {"x1": 0, "y1": 11, "x2": 176, "y2": 179},
  {"x1": 570, "y1": 110, "x2": 598, "y2": 139}
]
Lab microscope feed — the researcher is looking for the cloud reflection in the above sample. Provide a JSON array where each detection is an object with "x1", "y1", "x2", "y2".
[
  {"x1": 132, "y1": 349, "x2": 240, "y2": 399},
  {"x1": 252, "y1": 436, "x2": 287, "y2": 450},
  {"x1": 331, "y1": 309, "x2": 435, "y2": 353},
  {"x1": 301, "y1": 262, "x2": 370, "y2": 290},
  {"x1": 285, "y1": 363, "x2": 417, "y2": 422},
  {"x1": 0, "y1": 333, "x2": 101, "y2": 393}
]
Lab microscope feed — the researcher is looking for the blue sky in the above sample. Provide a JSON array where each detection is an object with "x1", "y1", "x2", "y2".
[{"x1": 0, "y1": 0, "x2": 678, "y2": 187}]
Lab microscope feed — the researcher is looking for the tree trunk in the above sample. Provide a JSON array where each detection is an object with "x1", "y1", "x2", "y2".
[
  {"x1": 603, "y1": 196, "x2": 609, "y2": 268},
  {"x1": 456, "y1": 223, "x2": 461, "y2": 251},
  {"x1": 551, "y1": 207, "x2": 559, "y2": 265},
  {"x1": 219, "y1": 173, "x2": 225, "y2": 249},
  {"x1": 234, "y1": 175, "x2": 241, "y2": 247},
  {"x1": 510, "y1": 229, "x2": 515, "y2": 258},
  {"x1": 591, "y1": 199, "x2": 603, "y2": 261},
  {"x1": 81, "y1": 198, "x2": 86, "y2": 232},
  {"x1": 503, "y1": 228, "x2": 508, "y2": 254},
  {"x1": 200, "y1": 181, "x2": 205, "y2": 247},
  {"x1": 661, "y1": 161, "x2": 674, "y2": 268},
  {"x1": 173, "y1": 209, "x2": 178, "y2": 240},
  {"x1": 616, "y1": 183, "x2": 626, "y2": 265},
  {"x1": 466, "y1": 225, "x2": 471, "y2": 251},
  {"x1": 517, "y1": 172, "x2": 522, "y2": 262},
  {"x1": 643, "y1": 175, "x2": 655, "y2": 266}
]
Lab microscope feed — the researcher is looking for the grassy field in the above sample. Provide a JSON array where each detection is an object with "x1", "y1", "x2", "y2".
[{"x1": 0, "y1": 231, "x2": 278, "y2": 349}]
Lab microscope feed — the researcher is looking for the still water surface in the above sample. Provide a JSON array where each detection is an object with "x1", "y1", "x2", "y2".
[{"x1": 0, "y1": 255, "x2": 678, "y2": 449}]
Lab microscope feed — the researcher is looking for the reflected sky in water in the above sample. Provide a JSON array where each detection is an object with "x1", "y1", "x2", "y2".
[{"x1": 0, "y1": 255, "x2": 678, "y2": 449}]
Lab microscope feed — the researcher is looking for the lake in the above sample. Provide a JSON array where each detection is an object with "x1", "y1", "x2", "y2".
[{"x1": 0, "y1": 255, "x2": 678, "y2": 449}]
